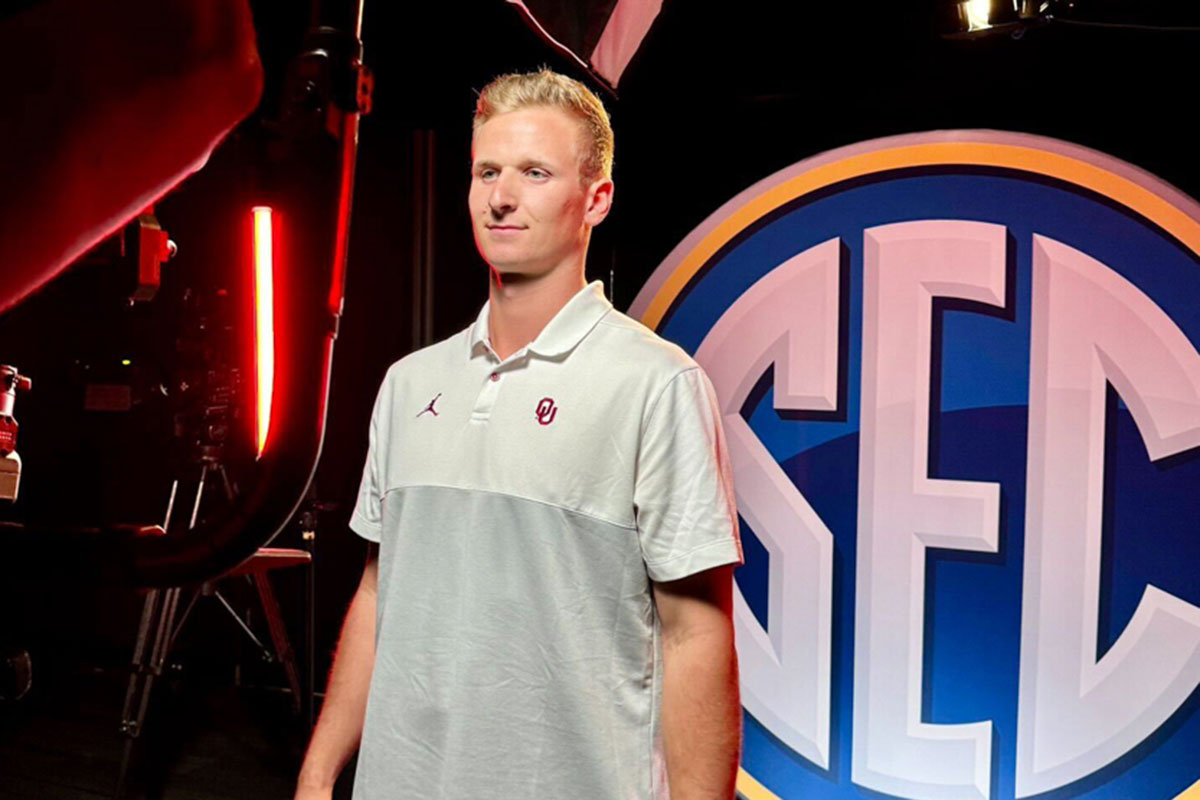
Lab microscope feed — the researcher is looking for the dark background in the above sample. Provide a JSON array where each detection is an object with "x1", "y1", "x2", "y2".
[{"x1": 1, "y1": 0, "x2": 1199, "y2": 796}]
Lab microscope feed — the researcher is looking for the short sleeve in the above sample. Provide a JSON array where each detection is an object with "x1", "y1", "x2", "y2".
[
  {"x1": 349, "y1": 375, "x2": 390, "y2": 542},
  {"x1": 634, "y1": 367, "x2": 743, "y2": 582}
]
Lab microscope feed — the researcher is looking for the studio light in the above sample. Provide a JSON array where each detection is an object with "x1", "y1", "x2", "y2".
[
  {"x1": 252, "y1": 206, "x2": 275, "y2": 459},
  {"x1": 946, "y1": 1, "x2": 1080, "y2": 38},
  {"x1": 963, "y1": 0, "x2": 992, "y2": 32},
  {"x1": 946, "y1": 0, "x2": 1052, "y2": 37}
]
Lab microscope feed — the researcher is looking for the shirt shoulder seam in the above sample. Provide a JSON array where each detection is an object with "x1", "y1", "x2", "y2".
[{"x1": 643, "y1": 365, "x2": 702, "y2": 428}]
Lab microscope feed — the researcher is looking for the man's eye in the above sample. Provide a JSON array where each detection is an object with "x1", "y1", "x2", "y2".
[
  {"x1": 477, "y1": 168, "x2": 497, "y2": 180},
  {"x1": 527, "y1": 169, "x2": 549, "y2": 180}
]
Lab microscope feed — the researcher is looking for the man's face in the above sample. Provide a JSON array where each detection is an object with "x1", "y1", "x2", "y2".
[{"x1": 469, "y1": 106, "x2": 609, "y2": 279}]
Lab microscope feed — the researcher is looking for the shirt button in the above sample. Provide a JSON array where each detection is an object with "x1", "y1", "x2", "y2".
[{"x1": 490, "y1": 372, "x2": 500, "y2": 382}]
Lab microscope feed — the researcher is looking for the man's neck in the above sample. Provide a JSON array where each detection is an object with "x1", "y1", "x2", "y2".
[{"x1": 487, "y1": 263, "x2": 587, "y2": 361}]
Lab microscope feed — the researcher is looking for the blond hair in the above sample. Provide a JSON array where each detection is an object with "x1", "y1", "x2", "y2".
[{"x1": 474, "y1": 69, "x2": 614, "y2": 183}]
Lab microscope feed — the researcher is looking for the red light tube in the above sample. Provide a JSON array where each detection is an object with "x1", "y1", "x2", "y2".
[{"x1": 252, "y1": 206, "x2": 275, "y2": 458}]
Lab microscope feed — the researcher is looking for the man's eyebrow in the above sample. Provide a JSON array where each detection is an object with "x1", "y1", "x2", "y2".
[{"x1": 471, "y1": 158, "x2": 557, "y2": 172}]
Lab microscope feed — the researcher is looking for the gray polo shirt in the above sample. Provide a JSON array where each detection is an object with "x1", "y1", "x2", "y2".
[{"x1": 349, "y1": 281, "x2": 743, "y2": 799}]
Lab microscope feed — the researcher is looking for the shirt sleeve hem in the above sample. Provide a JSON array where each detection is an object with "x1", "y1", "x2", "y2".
[
  {"x1": 645, "y1": 538, "x2": 743, "y2": 582},
  {"x1": 349, "y1": 511, "x2": 382, "y2": 543}
]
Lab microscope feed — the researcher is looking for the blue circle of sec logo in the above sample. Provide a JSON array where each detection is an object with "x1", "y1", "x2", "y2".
[{"x1": 631, "y1": 131, "x2": 1200, "y2": 800}]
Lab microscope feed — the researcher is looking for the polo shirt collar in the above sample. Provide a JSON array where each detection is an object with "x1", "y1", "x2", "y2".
[{"x1": 468, "y1": 280, "x2": 612, "y2": 361}]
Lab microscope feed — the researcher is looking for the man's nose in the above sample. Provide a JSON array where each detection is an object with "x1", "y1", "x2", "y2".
[{"x1": 488, "y1": 170, "x2": 518, "y2": 214}]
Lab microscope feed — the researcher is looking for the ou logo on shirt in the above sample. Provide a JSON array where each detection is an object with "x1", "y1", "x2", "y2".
[
  {"x1": 535, "y1": 397, "x2": 558, "y2": 425},
  {"x1": 631, "y1": 132, "x2": 1200, "y2": 800}
]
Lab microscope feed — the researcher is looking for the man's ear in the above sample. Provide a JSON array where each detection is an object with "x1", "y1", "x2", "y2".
[{"x1": 584, "y1": 178, "x2": 614, "y2": 227}]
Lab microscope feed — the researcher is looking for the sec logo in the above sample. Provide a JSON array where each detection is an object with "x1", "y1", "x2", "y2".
[{"x1": 631, "y1": 132, "x2": 1200, "y2": 800}]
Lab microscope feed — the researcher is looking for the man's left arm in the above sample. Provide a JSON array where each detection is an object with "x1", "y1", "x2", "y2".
[{"x1": 654, "y1": 564, "x2": 741, "y2": 800}]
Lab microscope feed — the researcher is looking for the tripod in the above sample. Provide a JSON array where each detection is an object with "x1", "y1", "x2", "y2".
[{"x1": 113, "y1": 458, "x2": 313, "y2": 799}]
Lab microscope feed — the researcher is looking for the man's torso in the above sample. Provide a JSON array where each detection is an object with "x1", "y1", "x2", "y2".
[{"x1": 351, "y1": 285, "x2": 702, "y2": 799}]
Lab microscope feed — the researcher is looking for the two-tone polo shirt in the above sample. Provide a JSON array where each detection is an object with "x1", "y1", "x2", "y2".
[{"x1": 349, "y1": 280, "x2": 743, "y2": 800}]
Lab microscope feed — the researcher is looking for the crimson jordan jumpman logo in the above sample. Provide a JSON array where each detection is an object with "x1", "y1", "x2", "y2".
[{"x1": 417, "y1": 393, "x2": 442, "y2": 418}]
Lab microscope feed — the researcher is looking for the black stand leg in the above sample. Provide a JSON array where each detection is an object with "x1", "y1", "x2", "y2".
[
  {"x1": 114, "y1": 586, "x2": 182, "y2": 800},
  {"x1": 303, "y1": 525, "x2": 316, "y2": 730}
]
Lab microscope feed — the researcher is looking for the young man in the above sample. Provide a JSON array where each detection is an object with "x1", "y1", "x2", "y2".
[{"x1": 296, "y1": 69, "x2": 743, "y2": 800}]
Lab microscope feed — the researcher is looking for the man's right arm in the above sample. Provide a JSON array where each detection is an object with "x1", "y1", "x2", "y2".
[{"x1": 295, "y1": 545, "x2": 379, "y2": 799}]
